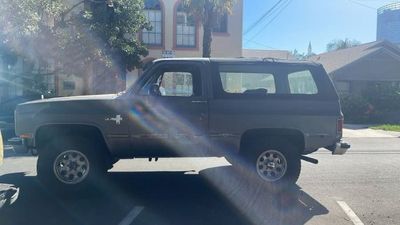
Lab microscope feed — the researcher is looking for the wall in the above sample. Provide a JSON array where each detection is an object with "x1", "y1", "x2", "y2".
[
  {"x1": 332, "y1": 50, "x2": 400, "y2": 82},
  {"x1": 242, "y1": 49, "x2": 295, "y2": 59},
  {"x1": 126, "y1": 0, "x2": 243, "y2": 88}
]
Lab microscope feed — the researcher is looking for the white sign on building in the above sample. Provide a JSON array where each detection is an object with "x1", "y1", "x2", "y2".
[{"x1": 161, "y1": 50, "x2": 176, "y2": 58}]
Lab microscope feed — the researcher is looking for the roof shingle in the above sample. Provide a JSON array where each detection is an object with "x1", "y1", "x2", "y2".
[{"x1": 309, "y1": 41, "x2": 400, "y2": 74}]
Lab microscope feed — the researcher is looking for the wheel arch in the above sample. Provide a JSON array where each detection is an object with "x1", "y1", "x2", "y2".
[
  {"x1": 35, "y1": 124, "x2": 109, "y2": 148},
  {"x1": 35, "y1": 124, "x2": 112, "y2": 157},
  {"x1": 239, "y1": 128, "x2": 305, "y2": 156}
]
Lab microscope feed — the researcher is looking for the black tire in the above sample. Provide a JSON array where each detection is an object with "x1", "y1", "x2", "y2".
[
  {"x1": 36, "y1": 136, "x2": 107, "y2": 193},
  {"x1": 246, "y1": 138, "x2": 301, "y2": 193}
]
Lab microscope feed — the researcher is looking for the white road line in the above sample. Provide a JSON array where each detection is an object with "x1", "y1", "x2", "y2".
[
  {"x1": 118, "y1": 206, "x2": 144, "y2": 225},
  {"x1": 337, "y1": 201, "x2": 364, "y2": 225}
]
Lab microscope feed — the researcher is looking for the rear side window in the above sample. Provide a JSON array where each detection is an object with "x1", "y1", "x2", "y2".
[
  {"x1": 220, "y1": 72, "x2": 276, "y2": 94},
  {"x1": 216, "y1": 64, "x2": 322, "y2": 97},
  {"x1": 288, "y1": 70, "x2": 318, "y2": 94}
]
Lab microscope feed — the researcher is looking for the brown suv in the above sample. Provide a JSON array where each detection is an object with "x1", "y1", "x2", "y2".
[{"x1": 15, "y1": 58, "x2": 350, "y2": 192}]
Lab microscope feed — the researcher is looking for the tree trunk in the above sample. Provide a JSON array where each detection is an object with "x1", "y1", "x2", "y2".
[
  {"x1": 82, "y1": 61, "x2": 92, "y2": 95},
  {"x1": 82, "y1": 75, "x2": 90, "y2": 95},
  {"x1": 202, "y1": 22, "x2": 213, "y2": 57},
  {"x1": 202, "y1": 1, "x2": 214, "y2": 57}
]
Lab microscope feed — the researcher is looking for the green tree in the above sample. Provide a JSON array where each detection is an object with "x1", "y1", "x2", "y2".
[
  {"x1": 0, "y1": 0, "x2": 149, "y2": 95},
  {"x1": 182, "y1": 0, "x2": 235, "y2": 57},
  {"x1": 292, "y1": 49, "x2": 306, "y2": 60},
  {"x1": 326, "y1": 38, "x2": 361, "y2": 52}
]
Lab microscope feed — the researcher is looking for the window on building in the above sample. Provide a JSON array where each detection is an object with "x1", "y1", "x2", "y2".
[
  {"x1": 335, "y1": 81, "x2": 351, "y2": 94},
  {"x1": 176, "y1": 3, "x2": 196, "y2": 48},
  {"x1": 213, "y1": 13, "x2": 228, "y2": 33},
  {"x1": 43, "y1": 75, "x2": 56, "y2": 95},
  {"x1": 142, "y1": 0, "x2": 162, "y2": 46},
  {"x1": 63, "y1": 81, "x2": 76, "y2": 90},
  {"x1": 7, "y1": 77, "x2": 24, "y2": 97},
  {"x1": 288, "y1": 70, "x2": 318, "y2": 94},
  {"x1": 4, "y1": 62, "x2": 24, "y2": 97}
]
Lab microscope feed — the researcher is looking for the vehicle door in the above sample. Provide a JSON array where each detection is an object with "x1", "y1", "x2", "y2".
[{"x1": 129, "y1": 61, "x2": 209, "y2": 157}]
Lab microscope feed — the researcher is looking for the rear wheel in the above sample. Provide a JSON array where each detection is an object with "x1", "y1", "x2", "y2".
[
  {"x1": 247, "y1": 139, "x2": 301, "y2": 192},
  {"x1": 256, "y1": 149, "x2": 288, "y2": 182},
  {"x1": 37, "y1": 137, "x2": 107, "y2": 193}
]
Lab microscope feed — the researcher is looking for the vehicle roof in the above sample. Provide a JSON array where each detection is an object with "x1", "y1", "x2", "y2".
[{"x1": 152, "y1": 57, "x2": 322, "y2": 66}]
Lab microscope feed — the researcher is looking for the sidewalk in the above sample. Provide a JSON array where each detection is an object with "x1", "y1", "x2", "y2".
[{"x1": 344, "y1": 124, "x2": 400, "y2": 138}]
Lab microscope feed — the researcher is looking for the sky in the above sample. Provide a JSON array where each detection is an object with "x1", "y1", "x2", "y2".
[{"x1": 243, "y1": 0, "x2": 398, "y2": 54}]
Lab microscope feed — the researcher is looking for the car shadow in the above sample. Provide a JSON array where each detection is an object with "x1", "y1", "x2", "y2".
[{"x1": 0, "y1": 170, "x2": 328, "y2": 225}]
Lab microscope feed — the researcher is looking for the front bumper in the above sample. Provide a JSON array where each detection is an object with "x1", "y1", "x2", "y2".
[{"x1": 328, "y1": 142, "x2": 350, "y2": 155}]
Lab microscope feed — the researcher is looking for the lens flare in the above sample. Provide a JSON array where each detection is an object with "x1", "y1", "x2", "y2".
[{"x1": 122, "y1": 96, "x2": 300, "y2": 224}]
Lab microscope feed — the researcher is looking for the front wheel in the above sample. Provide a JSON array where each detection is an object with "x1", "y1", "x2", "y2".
[{"x1": 37, "y1": 137, "x2": 107, "y2": 193}]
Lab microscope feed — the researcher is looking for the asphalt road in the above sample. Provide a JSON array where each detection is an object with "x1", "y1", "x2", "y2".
[{"x1": 0, "y1": 134, "x2": 399, "y2": 225}]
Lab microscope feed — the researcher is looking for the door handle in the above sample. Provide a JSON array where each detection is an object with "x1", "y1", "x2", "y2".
[{"x1": 191, "y1": 100, "x2": 207, "y2": 104}]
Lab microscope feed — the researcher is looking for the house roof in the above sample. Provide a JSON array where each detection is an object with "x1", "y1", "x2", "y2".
[
  {"x1": 309, "y1": 41, "x2": 400, "y2": 74},
  {"x1": 242, "y1": 49, "x2": 295, "y2": 60}
]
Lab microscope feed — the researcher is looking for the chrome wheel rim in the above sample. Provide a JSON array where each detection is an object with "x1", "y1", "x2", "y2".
[
  {"x1": 53, "y1": 150, "x2": 90, "y2": 184},
  {"x1": 256, "y1": 150, "x2": 287, "y2": 182}
]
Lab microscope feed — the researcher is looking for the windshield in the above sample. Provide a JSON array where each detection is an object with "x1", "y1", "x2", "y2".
[{"x1": 1, "y1": 1, "x2": 400, "y2": 225}]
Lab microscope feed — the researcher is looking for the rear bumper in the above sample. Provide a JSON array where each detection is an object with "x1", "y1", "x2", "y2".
[{"x1": 328, "y1": 141, "x2": 350, "y2": 155}]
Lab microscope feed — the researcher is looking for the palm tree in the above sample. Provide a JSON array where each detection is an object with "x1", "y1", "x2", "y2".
[
  {"x1": 183, "y1": 0, "x2": 235, "y2": 57},
  {"x1": 326, "y1": 38, "x2": 361, "y2": 52}
]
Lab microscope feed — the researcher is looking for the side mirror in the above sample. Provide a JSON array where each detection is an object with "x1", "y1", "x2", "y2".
[{"x1": 149, "y1": 84, "x2": 161, "y2": 96}]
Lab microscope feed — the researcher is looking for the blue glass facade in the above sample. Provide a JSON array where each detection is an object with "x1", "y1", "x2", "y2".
[{"x1": 377, "y1": 3, "x2": 400, "y2": 44}]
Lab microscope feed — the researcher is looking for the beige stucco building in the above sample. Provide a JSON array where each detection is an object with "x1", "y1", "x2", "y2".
[
  {"x1": 126, "y1": 0, "x2": 243, "y2": 88},
  {"x1": 0, "y1": 0, "x2": 243, "y2": 104},
  {"x1": 242, "y1": 49, "x2": 294, "y2": 60}
]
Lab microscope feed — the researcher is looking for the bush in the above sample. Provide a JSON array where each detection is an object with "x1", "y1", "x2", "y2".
[
  {"x1": 340, "y1": 94, "x2": 370, "y2": 123},
  {"x1": 340, "y1": 83, "x2": 400, "y2": 123},
  {"x1": 363, "y1": 83, "x2": 400, "y2": 112}
]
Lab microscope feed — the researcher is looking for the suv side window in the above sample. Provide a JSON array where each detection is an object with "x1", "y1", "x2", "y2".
[
  {"x1": 139, "y1": 64, "x2": 202, "y2": 97},
  {"x1": 217, "y1": 64, "x2": 278, "y2": 96},
  {"x1": 288, "y1": 70, "x2": 318, "y2": 94},
  {"x1": 220, "y1": 72, "x2": 276, "y2": 94},
  {"x1": 159, "y1": 72, "x2": 193, "y2": 97}
]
